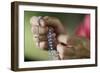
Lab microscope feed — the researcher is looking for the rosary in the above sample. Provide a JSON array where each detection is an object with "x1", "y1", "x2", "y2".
[
  {"x1": 47, "y1": 27, "x2": 60, "y2": 60},
  {"x1": 38, "y1": 16, "x2": 60, "y2": 60}
]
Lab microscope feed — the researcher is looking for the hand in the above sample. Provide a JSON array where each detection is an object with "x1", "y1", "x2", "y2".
[{"x1": 30, "y1": 16, "x2": 90, "y2": 60}]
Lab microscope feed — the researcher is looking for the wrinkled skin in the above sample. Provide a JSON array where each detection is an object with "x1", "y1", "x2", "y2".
[{"x1": 30, "y1": 16, "x2": 90, "y2": 60}]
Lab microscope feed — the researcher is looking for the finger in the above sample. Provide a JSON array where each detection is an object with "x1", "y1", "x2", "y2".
[
  {"x1": 38, "y1": 41, "x2": 48, "y2": 50},
  {"x1": 57, "y1": 44, "x2": 75, "y2": 59},
  {"x1": 57, "y1": 44, "x2": 66, "y2": 59},
  {"x1": 30, "y1": 16, "x2": 46, "y2": 27},
  {"x1": 30, "y1": 16, "x2": 39, "y2": 26},
  {"x1": 33, "y1": 35, "x2": 48, "y2": 50},
  {"x1": 57, "y1": 34, "x2": 68, "y2": 45},
  {"x1": 43, "y1": 16, "x2": 66, "y2": 34},
  {"x1": 31, "y1": 25, "x2": 48, "y2": 35},
  {"x1": 33, "y1": 33, "x2": 57, "y2": 48},
  {"x1": 39, "y1": 17, "x2": 46, "y2": 27},
  {"x1": 33, "y1": 34, "x2": 47, "y2": 41}
]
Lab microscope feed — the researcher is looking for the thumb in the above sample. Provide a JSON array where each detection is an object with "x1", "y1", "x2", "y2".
[
  {"x1": 57, "y1": 34, "x2": 69, "y2": 45},
  {"x1": 43, "y1": 16, "x2": 66, "y2": 35}
]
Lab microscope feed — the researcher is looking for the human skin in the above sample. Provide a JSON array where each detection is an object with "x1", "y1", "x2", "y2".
[{"x1": 30, "y1": 16, "x2": 90, "y2": 60}]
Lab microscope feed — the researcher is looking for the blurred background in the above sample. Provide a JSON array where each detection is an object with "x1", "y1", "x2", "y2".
[{"x1": 24, "y1": 11, "x2": 86, "y2": 61}]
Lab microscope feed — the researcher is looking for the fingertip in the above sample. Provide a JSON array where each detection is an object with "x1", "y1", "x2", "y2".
[
  {"x1": 33, "y1": 38, "x2": 48, "y2": 50},
  {"x1": 39, "y1": 41, "x2": 48, "y2": 50},
  {"x1": 30, "y1": 16, "x2": 39, "y2": 26},
  {"x1": 39, "y1": 19, "x2": 46, "y2": 27},
  {"x1": 57, "y1": 34, "x2": 68, "y2": 45},
  {"x1": 30, "y1": 16, "x2": 47, "y2": 27},
  {"x1": 57, "y1": 44, "x2": 65, "y2": 60},
  {"x1": 57, "y1": 44, "x2": 66, "y2": 55}
]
